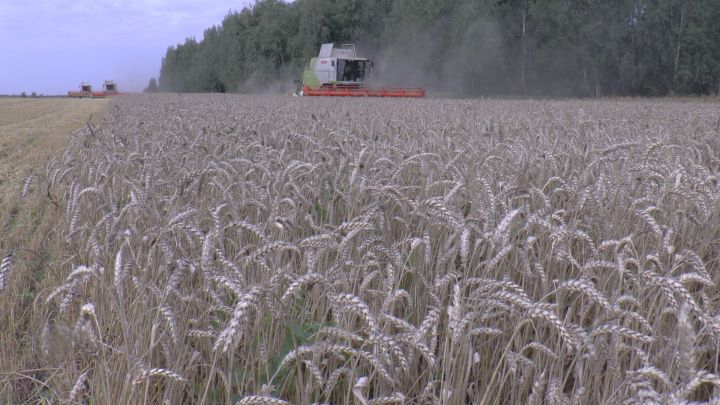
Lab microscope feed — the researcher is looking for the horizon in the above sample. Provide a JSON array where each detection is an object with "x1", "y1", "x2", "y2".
[{"x1": 0, "y1": 0, "x2": 251, "y2": 95}]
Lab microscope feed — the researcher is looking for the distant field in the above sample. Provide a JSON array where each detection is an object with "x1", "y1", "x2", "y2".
[{"x1": 0, "y1": 98, "x2": 108, "y2": 199}]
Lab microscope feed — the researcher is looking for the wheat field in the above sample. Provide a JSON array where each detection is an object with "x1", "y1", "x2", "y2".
[{"x1": 2, "y1": 94, "x2": 720, "y2": 404}]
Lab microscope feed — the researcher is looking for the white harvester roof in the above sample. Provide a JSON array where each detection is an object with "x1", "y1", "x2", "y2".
[{"x1": 319, "y1": 43, "x2": 357, "y2": 59}]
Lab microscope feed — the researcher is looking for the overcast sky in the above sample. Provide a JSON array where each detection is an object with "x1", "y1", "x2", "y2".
[{"x1": 0, "y1": 0, "x2": 251, "y2": 95}]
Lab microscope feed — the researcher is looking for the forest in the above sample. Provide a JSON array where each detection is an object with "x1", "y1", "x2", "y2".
[{"x1": 156, "y1": 0, "x2": 720, "y2": 97}]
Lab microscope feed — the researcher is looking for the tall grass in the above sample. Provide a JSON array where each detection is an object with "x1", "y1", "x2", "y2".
[{"x1": 3, "y1": 94, "x2": 720, "y2": 404}]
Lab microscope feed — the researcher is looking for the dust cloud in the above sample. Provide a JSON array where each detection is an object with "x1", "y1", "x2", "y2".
[
  {"x1": 237, "y1": 65, "x2": 299, "y2": 95},
  {"x1": 352, "y1": 19, "x2": 583, "y2": 97}
]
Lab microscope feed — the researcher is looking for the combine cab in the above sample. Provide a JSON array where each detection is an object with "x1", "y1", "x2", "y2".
[{"x1": 301, "y1": 43, "x2": 425, "y2": 98}]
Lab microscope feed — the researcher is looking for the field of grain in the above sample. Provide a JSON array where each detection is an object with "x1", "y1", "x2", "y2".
[
  {"x1": 2, "y1": 94, "x2": 720, "y2": 404},
  {"x1": 0, "y1": 98, "x2": 108, "y2": 197},
  {"x1": 0, "y1": 98, "x2": 109, "y2": 404}
]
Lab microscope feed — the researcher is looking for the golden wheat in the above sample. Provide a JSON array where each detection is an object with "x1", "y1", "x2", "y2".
[{"x1": 3, "y1": 94, "x2": 720, "y2": 404}]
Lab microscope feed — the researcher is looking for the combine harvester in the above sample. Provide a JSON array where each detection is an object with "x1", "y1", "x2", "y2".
[
  {"x1": 67, "y1": 82, "x2": 97, "y2": 98},
  {"x1": 102, "y1": 80, "x2": 121, "y2": 96},
  {"x1": 300, "y1": 43, "x2": 425, "y2": 98},
  {"x1": 67, "y1": 81, "x2": 122, "y2": 98}
]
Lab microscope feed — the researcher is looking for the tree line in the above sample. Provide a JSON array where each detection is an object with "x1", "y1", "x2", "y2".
[{"x1": 153, "y1": 0, "x2": 720, "y2": 97}]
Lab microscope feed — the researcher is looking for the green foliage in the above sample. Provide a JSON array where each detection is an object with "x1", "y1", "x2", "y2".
[
  {"x1": 143, "y1": 78, "x2": 159, "y2": 93},
  {"x1": 265, "y1": 318, "x2": 327, "y2": 387},
  {"x1": 158, "y1": 0, "x2": 720, "y2": 96},
  {"x1": 314, "y1": 202, "x2": 328, "y2": 224}
]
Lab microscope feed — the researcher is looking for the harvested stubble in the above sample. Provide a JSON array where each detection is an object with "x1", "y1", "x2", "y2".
[{"x1": 6, "y1": 94, "x2": 720, "y2": 404}]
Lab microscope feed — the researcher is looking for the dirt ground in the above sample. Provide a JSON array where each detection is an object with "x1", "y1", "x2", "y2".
[{"x1": 0, "y1": 98, "x2": 109, "y2": 199}]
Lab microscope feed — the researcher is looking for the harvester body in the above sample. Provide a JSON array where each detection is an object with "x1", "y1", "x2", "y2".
[
  {"x1": 301, "y1": 43, "x2": 425, "y2": 97},
  {"x1": 103, "y1": 80, "x2": 119, "y2": 95},
  {"x1": 68, "y1": 82, "x2": 95, "y2": 98}
]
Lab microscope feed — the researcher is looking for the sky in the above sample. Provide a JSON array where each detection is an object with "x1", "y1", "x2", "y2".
[{"x1": 0, "y1": 0, "x2": 252, "y2": 95}]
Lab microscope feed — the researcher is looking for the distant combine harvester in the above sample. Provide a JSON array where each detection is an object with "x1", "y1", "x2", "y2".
[{"x1": 67, "y1": 81, "x2": 122, "y2": 98}]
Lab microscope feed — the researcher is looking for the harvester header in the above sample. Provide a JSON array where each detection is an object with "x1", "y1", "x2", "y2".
[{"x1": 300, "y1": 43, "x2": 425, "y2": 98}]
